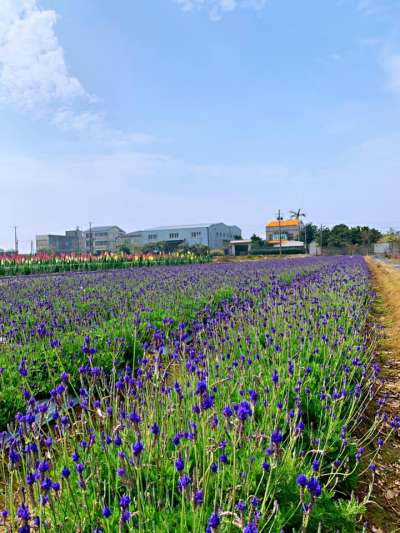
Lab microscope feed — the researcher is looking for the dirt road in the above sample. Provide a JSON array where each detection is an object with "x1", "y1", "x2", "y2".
[{"x1": 364, "y1": 257, "x2": 400, "y2": 532}]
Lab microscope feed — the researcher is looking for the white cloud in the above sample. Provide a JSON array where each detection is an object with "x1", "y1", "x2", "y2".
[
  {"x1": 51, "y1": 109, "x2": 155, "y2": 146},
  {"x1": 0, "y1": 0, "x2": 153, "y2": 147},
  {"x1": 357, "y1": 0, "x2": 399, "y2": 16},
  {"x1": 0, "y1": 0, "x2": 87, "y2": 108},
  {"x1": 357, "y1": 0, "x2": 381, "y2": 15},
  {"x1": 175, "y1": 0, "x2": 267, "y2": 21},
  {"x1": 380, "y1": 49, "x2": 400, "y2": 94}
]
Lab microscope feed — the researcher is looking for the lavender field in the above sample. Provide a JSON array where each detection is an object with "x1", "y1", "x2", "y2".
[{"x1": 0, "y1": 257, "x2": 392, "y2": 532}]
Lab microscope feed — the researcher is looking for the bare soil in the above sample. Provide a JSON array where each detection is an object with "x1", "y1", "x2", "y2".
[{"x1": 362, "y1": 258, "x2": 400, "y2": 532}]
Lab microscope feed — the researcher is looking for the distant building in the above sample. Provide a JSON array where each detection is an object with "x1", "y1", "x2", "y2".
[
  {"x1": 36, "y1": 226, "x2": 126, "y2": 254},
  {"x1": 85, "y1": 226, "x2": 126, "y2": 254},
  {"x1": 122, "y1": 223, "x2": 242, "y2": 250},
  {"x1": 36, "y1": 229, "x2": 84, "y2": 254},
  {"x1": 374, "y1": 241, "x2": 400, "y2": 257},
  {"x1": 309, "y1": 241, "x2": 321, "y2": 256},
  {"x1": 229, "y1": 239, "x2": 253, "y2": 256},
  {"x1": 265, "y1": 219, "x2": 303, "y2": 246}
]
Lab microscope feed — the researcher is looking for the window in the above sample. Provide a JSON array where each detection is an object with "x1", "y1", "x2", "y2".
[
  {"x1": 169, "y1": 233, "x2": 179, "y2": 239},
  {"x1": 94, "y1": 231, "x2": 108, "y2": 237},
  {"x1": 272, "y1": 233, "x2": 288, "y2": 241},
  {"x1": 148, "y1": 234, "x2": 158, "y2": 240},
  {"x1": 95, "y1": 240, "x2": 109, "y2": 246},
  {"x1": 191, "y1": 231, "x2": 201, "y2": 237}
]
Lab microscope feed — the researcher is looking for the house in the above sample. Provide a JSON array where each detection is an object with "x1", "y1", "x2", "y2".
[{"x1": 265, "y1": 218, "x2": 303, "y2": 247}]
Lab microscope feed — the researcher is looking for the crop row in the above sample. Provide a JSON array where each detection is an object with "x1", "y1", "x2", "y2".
[{"x1": 0, "y1": 252, "x2": 209, "y2": 277}]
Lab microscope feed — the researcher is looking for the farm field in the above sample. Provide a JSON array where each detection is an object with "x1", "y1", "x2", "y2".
[{"x1": 0, "y1": 257, "x2": 393, "y2": 532}]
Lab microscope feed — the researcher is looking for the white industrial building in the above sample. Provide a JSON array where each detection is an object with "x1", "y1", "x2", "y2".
[{"x1": 122, "y1": 223, "x2": 242, "y2": 249}]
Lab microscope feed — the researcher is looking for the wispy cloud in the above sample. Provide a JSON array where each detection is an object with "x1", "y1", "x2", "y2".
[
  {"x1": 174, "y1": 0, "x2": 267, "y2": 21},
  {"x1": 357, "y1": 0, "x2": 399, "y2": 16},
  {"x1": 0, "y1": 0, "x2": 152, "y2": 146},
  {"x1": 380, "y1": 48, "x2": 400, "y2": 94},
  {"x1": 51, "y1": 109, "x2": 155, "y2": 146}
]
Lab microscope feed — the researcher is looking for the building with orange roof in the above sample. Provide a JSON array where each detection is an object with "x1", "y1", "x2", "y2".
[{"x1": 265, "y1": 218, "x2": 303, "y2": 244}]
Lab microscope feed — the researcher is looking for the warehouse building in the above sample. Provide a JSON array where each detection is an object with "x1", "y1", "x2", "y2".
[{"x1": 122, "y1": 223, "x2": 242, "y2": 249}]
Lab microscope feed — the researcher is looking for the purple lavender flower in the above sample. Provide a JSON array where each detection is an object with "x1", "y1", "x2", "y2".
[
  {"x1": 194, "y1": 488, "x2": 203, "y2": 506},
  {"x1": 236, "y1": 400, "x2": 252, "y2": 421},
  {"x1": 102, "y1": 506, "x2": 111, "y2": 518},
  {"x1": 271, "y1": 428, "x2": 283, "y2": 446},
  {"x1": 175, "y1": 457, "x2": 184, "y2": 472},
  {"x1": 17, "y1": 503, "x2": 31, "y2": 521},
  {"x1": 236, "y1": 501, "x2": 247, "y2": 512},
  {"x1": 296, "y1": 474, "x2": 308, "y2": 487},
  {"x1": 306, "y1": 477, "x2": 321, "y2": 497},
  {"x1": 132, "y1": 440, "x2": 144, "y2": 456},
  {"x1": 121, "y1": 510, "x2": 131, "y2": 523},
  {"x1": 177, "y1": 474, "x2": 191, "y2": 492},
  {"x1": 244, "y1": 521, "x2": 258, "y2": 533},
  {"x1": 119, "y1": 494, "x2": 131, "y2": 509},
  {"x1": 222, "y1": 405, "x2": 233, "y2": 418},
  {"x1": 208, "y1": 512, "x2": 220, "y2": 530}
]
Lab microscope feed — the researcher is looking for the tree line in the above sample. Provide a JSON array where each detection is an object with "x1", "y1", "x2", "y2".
[{"x1": 300, "y1": 224, "x2": 382, "y2": 247}]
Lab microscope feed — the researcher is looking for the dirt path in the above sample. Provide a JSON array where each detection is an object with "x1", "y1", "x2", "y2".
[{"x1": 364, "y1": 257, "x2": 400, "y2": 532}]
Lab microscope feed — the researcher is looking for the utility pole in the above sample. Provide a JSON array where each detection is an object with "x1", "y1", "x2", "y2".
[
  {"x1": 89, "y1": 221, "x2": 93, "y2": 254},
  {"x1": 304, "y1": 224, "x2": 307, "y2": 254},
  {"x1": 76, "y1": 226, "x2": 80, "y2": 254},
  {"x1": 320, "y1": 224, "x2": 323, "y2": 256},
  {"x1": 14, "y1": 226, "x2": 18, "y2": 254},
  {"x1": 277, "y1": 209, "x2": 283, "y2": 257}
]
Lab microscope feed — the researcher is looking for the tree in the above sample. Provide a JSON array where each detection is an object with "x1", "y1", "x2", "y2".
[
  {"x1": 315, "y1": 226, "x2": 331, "y2": 247},
  {"x1": 381, "y1": 228, "x2": 400, "y2": 243},
  {"x1": 117, "y1": 243, "x2": 131, "y2": 254},
  {"x1": 250, "y1": 234, "x2": 264, "y2": 246},
  {"x1": 290, "y1": 209, "x2": 307, "y2": 251},
  {"x1": 290, "y1": 208, "x2": 306, "y2": 220},
  {"x1": 299, "y1": 223, "x2": 317, "y2": 246},
  {"x1": 327, "y1": 224, "x2": 351, "y2": 247}
]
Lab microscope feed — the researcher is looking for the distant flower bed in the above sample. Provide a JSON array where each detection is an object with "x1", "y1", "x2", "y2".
[{"x1": 0, "y1": 251, "x2": 209, "y2": 276}]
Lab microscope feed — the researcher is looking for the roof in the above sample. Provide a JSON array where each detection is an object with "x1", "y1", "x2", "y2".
[
  {"x1": 140, "y1": 223, "x2": 218, "y2": 231},
  {"x1": 230, "y1": 239, "x2": 252, "y2": 244},
  {"x1": 88, "y1": 226, "x2": 125, "y2": 233},
  {"x1": 266, "y1": 219, "x2": 301, "y2": 228}
]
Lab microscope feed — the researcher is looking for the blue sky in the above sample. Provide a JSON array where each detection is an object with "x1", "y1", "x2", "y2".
[{"x1": 0, "y1": 0, "x2": 399, "y2": 251}]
